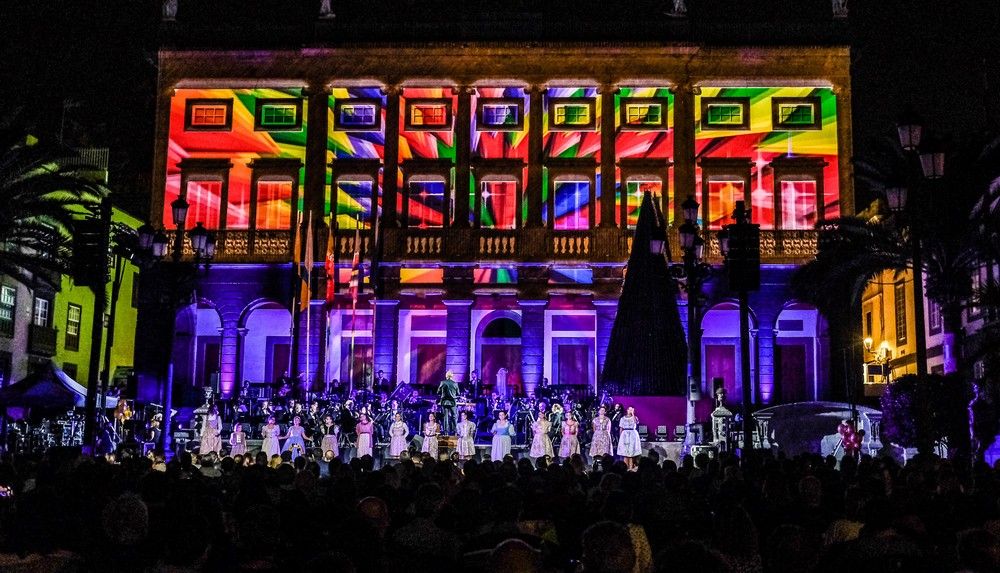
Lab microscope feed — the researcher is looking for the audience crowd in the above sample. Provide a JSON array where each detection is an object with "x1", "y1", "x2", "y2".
[{"x1": 0, "y1": 446, "x2": 998, "y2": 572}]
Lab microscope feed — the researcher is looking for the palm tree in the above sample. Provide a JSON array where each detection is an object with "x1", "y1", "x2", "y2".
[
  {"x1": 793, "y1": 134, "x2": 980, "y2": 376},
  {"x1": 0, "y1": 127, "x2": 107, "y2": 289}
]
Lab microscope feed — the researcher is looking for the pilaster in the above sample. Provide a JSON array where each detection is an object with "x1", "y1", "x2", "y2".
[
  {"x1": 444, "y1": 299, "x2": 474, "y2": 383},
  {"x1": 373, "y1": 299, "x2": 400, "y2": 383},
  {"x1": 518, "y1": 299, "x2": 547, "y2": 396}
]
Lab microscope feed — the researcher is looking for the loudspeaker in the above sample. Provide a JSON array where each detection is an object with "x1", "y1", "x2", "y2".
[{"x1": 689, "y1": 376, "x2": 701, "y2": 401}]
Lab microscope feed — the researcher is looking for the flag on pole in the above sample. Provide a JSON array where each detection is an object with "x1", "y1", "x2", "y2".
[
  {"x1": 300, "y1": 212, "x2": 313, "y2": 313},
  {"x1": 348, "y1": 226, "x2": 362, "y2": 305},
  {"x1": 325, "y1": 217, "x2": 337, "y2": 303},
  {"x1": 292, "y1": 211, "x2": 303, "y2": 313}
]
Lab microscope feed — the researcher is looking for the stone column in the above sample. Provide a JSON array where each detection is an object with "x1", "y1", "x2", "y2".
[
  {"x1": 373, "y1": 300, "x2": 400, "y2": 384},
  {"x1": 444, "y1": 300, "x2": 474, "y2": 383},
  {"x1": 233, "y1": 327, "x2": 248, "y2": 390},
  {"x1": 218, "y1": 321, "x2": 239, "y2": 398},
  {"x1": 453, "y1": 86, "x2": 473, "y2": 227},
  {"x1": 599, "y1": 83, "x2": 618, "y2": 227},
  {"x1": 756, "y1": 322, "x2": 776, "y2": 405},
  {"x1": 672, "y1": 84, "x2": 697, "y2": 223},
  {"x1": 519, "y1": 299, "x2": 547, "y2": 396},
  {"x1": 594, "y1": 298, "x2": 618, "y2": 380},
  {"x1": 382, "y1": 86, "x2": 401, "y2": 227},
  {"x1": 305, "y1": 84, "x2": 329, "y2": 226},
  {"x1": 526, "y1": 85, "x2": 544, "y2": 228}
]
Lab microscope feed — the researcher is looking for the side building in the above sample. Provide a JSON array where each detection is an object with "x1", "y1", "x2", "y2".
[{"x1": 137, "y1": 41, "x2": 853, "y2": 423}]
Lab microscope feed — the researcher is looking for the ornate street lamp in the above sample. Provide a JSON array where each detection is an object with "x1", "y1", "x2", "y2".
[
  {"x1": 137, "y1": 223, "x2": 155, "y2": 250},
  {"x1": 170, "y1": 197, "x2": 189, "y2": 229},
  {"x1": 189, "y1": 222, "x2": 209, "y2": 255},
  {"x1": 152, "y1": 231, "x2": 169, "y2": 260},
  {"x1": 884, "y1": 186, "x2": 908, "y2": 212},
  {"x1": 896, "y1": 108, "x2": 923, "y2": 152}
]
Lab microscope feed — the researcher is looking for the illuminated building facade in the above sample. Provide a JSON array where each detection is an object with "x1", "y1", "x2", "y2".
[{"x1": 139, "y1": 40, "x2": 853, "y2": 413}]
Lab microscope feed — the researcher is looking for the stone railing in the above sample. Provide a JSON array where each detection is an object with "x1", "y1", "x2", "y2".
[{"x1": 181, "y1": 230, "x2": 293, "y2": 263}]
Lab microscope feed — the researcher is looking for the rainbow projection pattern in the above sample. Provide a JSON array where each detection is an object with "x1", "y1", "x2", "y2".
[
  {"x1": 543, "y1": 87, "x2": 601, "y2": 159},
  {"x1": 471, "y1": 87, "x2": 528, "y2": 159},
  {"x1": 473, "y1": 267, "x2": 518, "y2": 284},
  {"x1": 694, "y1": 87, "x2": 839, "y2": 230},
  {"x1": 165, "y1": 88, "x2": 306, "y2": 230},
  {"x1": 541, "y1": 170, "x2": 603, "y2": 230},
  {"x1": 398, "y1": 88, "x2": 457, "y2": 229},
  {"x1": 329, "y1": 87, "x2": 386, "y2": 229},
  {"x1": 615, "y1": 87, "x2": 674, "y2": 227}
]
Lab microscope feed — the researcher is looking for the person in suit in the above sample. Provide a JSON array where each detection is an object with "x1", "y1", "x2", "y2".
[{"x1": 437, "y1": 370, "x2": 460, "y2": 435}]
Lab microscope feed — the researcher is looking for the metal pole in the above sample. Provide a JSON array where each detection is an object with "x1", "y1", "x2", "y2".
[
  {"x1": 739, "y1": 288, "x2": 753, "y2": 459},
  {"x1": 911, "y1": 235, "x2": 929, "y2": 377},
  {"x1": 83, "y1": 198, "x2": 112, "y2": 448}
]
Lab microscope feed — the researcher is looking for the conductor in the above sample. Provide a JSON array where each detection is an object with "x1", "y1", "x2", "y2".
[{"x1": 437, "y1": 370, "x2": 460, "y2": 435}]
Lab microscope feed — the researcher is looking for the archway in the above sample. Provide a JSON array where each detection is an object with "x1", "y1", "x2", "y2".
[
  {"x1": 475, "y1": 312, "x2": 522, "y2": 399},
  {"x1": 171, "y1": 300, "x2": 222, "y2": 406},
  {"x1": 701, "y1": 301, "x2": 758, "y2": 404},
  {"x1": 774, "y1": 302, "x2": 824, "y2": 403},
  {"x1": 240, "y1": 301, "x2": 293, "y2": 385}
]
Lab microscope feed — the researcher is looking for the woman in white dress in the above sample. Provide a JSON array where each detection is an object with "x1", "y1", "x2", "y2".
[
  {"x1": 617, "y1": 406, "x2": 642, "y2": 470},
  {"x1": 281, "y1": 416, "x2": 311, "y2": 460},
  {"x1": 421, "y1": 412, "x2": 440, "y2": 459},
  {"x1": 559, "y1": 414, "x2": 580, "y2": 459},
  {"x1": 229, "y1": 422, "x2": 247, "y2": 457},
  {"x1": 200, "y1": 405, "x2": 222, "y2": 455},
  {"x1": 388, "y1": 412, "x2": 410, "y2": 458},
  {"x1": 456, "y1": 411, "x2": 476, "y2": 459},
  {"x1": 491, "y1": 410, "x2": 512, "y2": 461},
  {"x1": 356, "y1": 413, "x2": 375, "y2": 458},
  {"x1": 589, "y1": 406, "x2": 613, "y2": 459},
  {"x1": 319, "y1": 414, "x2": 340, "y2": 458},
  {"x1": 530, "y1": 415, "x2": 553, "y2": 460},
  {"x1": 261, "y1": 416, "x2": 281, "y2": 458}
]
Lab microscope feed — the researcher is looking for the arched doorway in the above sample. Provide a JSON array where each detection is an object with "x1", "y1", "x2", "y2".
[
  {"x1": 701, "y1": 302, "x2": 758, "y2": 404},
  {"x1": 476, "y1": 314, "x2": 522, "y2": 398},
  {"x1": 774, "y1": 302, "x2": 824, "y2": 403},
  {"x1": 240, "y1": 301, "x2": 292, "y2": 385},
  {"x1": 171, "y1": 300, "x2": 221, "y2": 406}
]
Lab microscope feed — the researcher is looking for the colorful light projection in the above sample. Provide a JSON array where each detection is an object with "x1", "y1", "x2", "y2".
[
  {"x1": 400, "y1": 267, "x2": 445, "y2": 284},
  {"x1": 473, "y1": 267, "x2": 518, "y2": 284},
  {"x1": 616, "y1": 88, "x2": 674, "y2": 227},
  {"x1": 398, "y1": 88, "x2": 457, "y2": 228},
  {"x1": 694, "y1": 87, "x2": 839, "y2": 230},
  {"x1": 549, "y1": 267, "x2": 594, "y2": 285},
  {"x1": 329, "y1": 88, "x2": 386, "y2": 230},
  {"x1": 472, "y1": 87, "x2": 528, "y2": 159},
  {"x1": 543, "y1": 87, "x2": 600, "y2": 159},
  {"x1": 165, "y1": 88, "x2": 306, "y2": 230},
  {"x1": 479, "y1": 179, "x2": 518, "y2": 229}
]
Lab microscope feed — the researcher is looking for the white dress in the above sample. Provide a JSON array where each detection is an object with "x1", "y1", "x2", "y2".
[
  {"x1": 559, "y1": 421, "x2": 580, "y2": 458},
  {"x1": 491, "y1": 420, "x2": 512, "y2": 460},
  {"x1": 261, "y1": 424, "x2": 281, "y2": 457},
  {"x1": 456, "y1": 420, "x2": 475, "y2": 457},
  {"x1": 389, "y1": 421, "x2": 409, "y2": 457},
  {"x1": 617, "y1": 415, "x2": 642, "y2": 457},
  {"x1": 529, "y1": 419, "x2": 553, "y2": 458},
  {"x1": 421, "y1": 422, "x2": 440, "y2": 459}
]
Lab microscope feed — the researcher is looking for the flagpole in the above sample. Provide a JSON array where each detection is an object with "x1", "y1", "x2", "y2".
[
  {"x1": 289, "y1": 210, "x2": 304, "y2": 380},
  {"x1": 304, "y1": 212, "x2": 313, "y2": 399}
]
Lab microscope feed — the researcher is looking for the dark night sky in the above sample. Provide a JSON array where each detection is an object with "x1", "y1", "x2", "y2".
[{"x1": 1, "y1": 0, "x2": 998, "y2": 218}]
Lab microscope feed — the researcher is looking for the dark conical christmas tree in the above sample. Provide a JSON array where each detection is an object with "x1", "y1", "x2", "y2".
[{"x1": 600, "y1": 192, "x2": 688, "y2": 396}]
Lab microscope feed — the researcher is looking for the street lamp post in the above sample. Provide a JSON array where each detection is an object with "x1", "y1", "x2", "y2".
[
  {"x1": 677, "y1": 196, "x2": 712, "y2": 452},
  {"x1": 720, "y1": 201, "x2": 760, "y2": 461},
  {"x1": 890, "y1": 111, "x2": 946, "y2": 377}
]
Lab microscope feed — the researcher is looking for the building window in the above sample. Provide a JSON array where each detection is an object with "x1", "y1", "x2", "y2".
[
  {"x1": 549, "y1": 179, "x2": 591, "y2": 230},
  {"x1": 620, "y1": 98, "x2": 668, "y2": 130},
  {"x1": 65, "y1": 303, "x2": 82, "y2": 351},
  {"x1": 707, "y1": 179, "x2": 745, "y2": 229},
  {"x1": 0, "y1": 351, "x2": 11, "y2": 387},
  {"x1": 0, "y1": 286, "x2": 15, "y2": 337},
  {"x1": 865, "y1": 310, "x2": 873, "y2": 338},
  {"x1": 62, "y1": 363, "x2": 78, "y2": 381},
  {"x1": 405, "y1": 178, "x2": 447, "y2": 229},
  {"x1": 780, "y1": 180, "x2": 818, "y2": 230},
  {"x1": 549, "y1": 98, "x2": 596, "y2": 130},
  {"x1": 186, "y1": 178, "x2": 224, "y2": 229},
  {"x1": 772, "y1": 97, "x2": 822, "y2": 130},
  {"x1": 184, "y1": 99, "x2": 233, "y2": 131},
  {"x1": 894, "y1": 282, "x2": 907, "y2": 345},
  {"x1": 131, "y1": 277, "x2": 139, "y2": 309},
  {"x1": 701, "y1": 97, "x2": 750, "y2": 130},
  {"x1": 335, "y1": 178, "x2": 376, "y2": 229},
  {"x1": 406, "y1": 99, "x2": 452, "y2": 130},
  {"x1": 334, "y1": 99, "x2": 382, "y2": 131},
  {"x1": 477, "y1": 98, "x2": 523, "y2": 131},
  {"x1": 621, "y1": 179, "x2": 662, "y2": 228},
  {"x1": 255, "y1": 178, "x2": 293, "y2": 230},
  {"x1": 928, "y1": 300, "x2": 943, "y2": 335},
  {"x1": 969, "y1": 264, "x2": 986, "y2": 320},
  {"x1": 480, "y1": 179, "x2": 518, "y2": 229},
  {"x1": 33, "y1": 297, "x2": 50, "y2": 328},
  {"x1": 255, "y1": 99, "x2": 303, "y2": 131}
]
